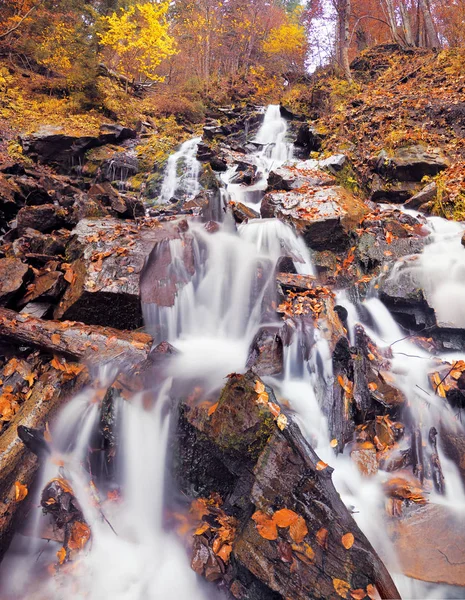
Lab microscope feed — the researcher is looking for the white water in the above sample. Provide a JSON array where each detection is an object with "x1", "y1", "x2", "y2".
[
  {"x1": 159, "y1": 137, "x2": 202, "y2": 204},
  {"x1": 222, "y1": 104, "x2": 293, "y2": 211},
  {"x1": 3, "y1": 106, "x2": 465, "y2": 600}
]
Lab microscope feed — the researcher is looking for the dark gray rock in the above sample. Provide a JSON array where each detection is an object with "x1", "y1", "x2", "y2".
[{"x1": 375, "y1": 146, "x2": 449, "y2": 182}]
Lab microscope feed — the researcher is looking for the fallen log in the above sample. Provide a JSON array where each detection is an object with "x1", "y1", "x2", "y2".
[
  {"x1": 0, "y1": 307, "x2": 152, "y2": 367},
  {"x1": 0, "y1": 367, "x2": 89, "y2": 561}
]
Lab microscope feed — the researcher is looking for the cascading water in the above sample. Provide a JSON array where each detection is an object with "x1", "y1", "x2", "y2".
[
  {"x1": 159, "y1": 137, "x2": 202, "y2": 204},
  {"x1": 2, "y1": 105, "x2": 465, "y2": 600},
  {"x1": 222, "y1": 104, "x2": 293, "y2": 211}
]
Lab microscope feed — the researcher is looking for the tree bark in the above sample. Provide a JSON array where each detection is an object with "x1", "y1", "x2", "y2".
[
  {"x1": 0, "y1": 308, "x2": 152, "y2": 367},
  {"x1": 419, "y1": 0, "x2": 440, "y2": 47},
  {"x1": 334, "y1": 0, "x2": 352, "y2": 81},
  {"x1": 399, "y1": 1, "x2": 415, "y2": 46}
]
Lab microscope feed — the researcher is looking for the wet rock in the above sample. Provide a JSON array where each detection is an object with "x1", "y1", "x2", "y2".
[
  {"x1": 267, "y1": 162, "x2": 334, "y2": 192},
  {"x1": 276, "y1": 272, "x2": 316, "y2": 295},
  {"x1": 174, "y1": 372, "x2": 400, "y2": 599},
  {"x1": 404, "y1": 181, "x2": 438, "y2": 211},
  {"x1": 19, "y1": 270, "x2": 66, "y2": 306},
  {"x1": 246, "y1": 327, "x2": 283, "y2": 376},
  {"x1": 88, "y1": 182, "x2": 144, "y2": 219},
  {"x1": 99, "y1": 152, "x2": 138, "y2": 182},
  {"x1": 293, "y1": 124, "x2": 322, "y2": 159},
  {"x1": 230, "y1": 163, "x2": 258, "y2": 186},
  {"x1": 20, "y1": 126, "x2": 137, "y2": 173},
  {"x1": 209, "y1": 157, "x2": 228, "y2": 172},
  {"x1": 388, "y1": 504, "x2": 465, "y2": 587},
  {"x1": 0, "y1": 174, "x2": 23, "y2": 231},
  {"x1": 439, "y1": 427, "x2": 465, "y2": 486},
  {"x1": 16, "y1": 204, "x2": 69, "y2": 235},
  {"x1": 318, "y1": 154, "x2": 347, "y2": 174},
  {"x1": 0, "y1": 258, "x2": 30, "y2": 306},
  {"x1": 375, "y1": 146, "x2": 449, "y2": 182},
  {"x1": 55, "y1": 218, "x2": 183, "y2": 329},
  {"x1": 377, "y1": 264, "x2": 435, "y2": 330},
  {"x1": 351, "y1": 443, "x2": 378, "y2": 476},
  {"x1": 13, "y1": 228, "x2": 68, "y2": 263},
  {"x1": 262, "y1": 186, "x2": 368, "y2": 251},
  {"x1": 370, "y1": 174, "x2": 420, "y2": 203},
  {"x1": 231, "y1": 202, "x2": 260, "y2": 224}
]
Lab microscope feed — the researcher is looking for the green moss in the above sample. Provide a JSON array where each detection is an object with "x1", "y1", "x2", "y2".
[{"x1": 333, "y1": 163, "x2": 363, "y2": 196}]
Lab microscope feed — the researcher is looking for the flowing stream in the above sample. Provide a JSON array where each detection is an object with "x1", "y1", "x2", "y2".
[{"x1": 1, "y1": 105, "x2": 465, "y2": 599}]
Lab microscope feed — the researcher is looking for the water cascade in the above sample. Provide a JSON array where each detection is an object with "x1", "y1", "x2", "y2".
[{"x1": 2, "y1": 106, "x2": 465, "y2": 600}]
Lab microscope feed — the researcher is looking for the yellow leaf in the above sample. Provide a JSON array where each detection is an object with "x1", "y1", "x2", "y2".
[
  {"x1": 68, "y1": 521, "x2": 91, "y2": 550},
  {"x1": 252, "y1": 510, "x2": 278, "y2": 540},
  {"x1": 368, "y1": 382, "x2": 378, "y2": 391},
  {"x1": 57, "y1": 547, "x2": 66, "y2": 565},
  {"x1": 194, "y1": 523, "x2": 210, "y2": 536},
  {"x1": 268, "y1": 401, "x2": 281, "y2": 417},
  {"x1": 257, "y1": 391, "x2": 269, "y2": 405},
  {"x1": 330, "y1": 438, "x2": 338, "y2": 448},
  {"x1": 341, "y1": 532, "x2": 354, "y2": 550},
  {"x1": 15, "y1": 481, "x2": 28, "y2": 502},
  {"x1": 333, "y1": 578, "x2": 351, "y2": 598},
  {"x1": 276, "y1": 414, "x2": 288, "y2": 430}
]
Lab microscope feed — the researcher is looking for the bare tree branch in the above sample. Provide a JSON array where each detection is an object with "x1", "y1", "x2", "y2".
[{"x1": 0, "y1": 4, "x2": 38, "y2": 41}]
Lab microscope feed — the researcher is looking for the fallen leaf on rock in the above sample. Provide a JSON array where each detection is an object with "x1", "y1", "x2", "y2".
[
  {"x1": 257, "y1": 391, "x2": 269, "y2": 405},
  {"x1": 289, "y1": 515, "x2": 308, "y2": 543},
  {"x1": 194, "y1": 523, "x2": 210, "y2": 536},
  {"x1": 252, "y1": 510, "x2": 278, "y2": 541},
  {"x1": 68, "y1": 521, "x2": 91, "y2": 550},
  {"x1": 273, "y1": 508, "x2": 299, "y2": 528},
  {"x1": 254, "y1": 380, "x2": 265, "y2": 394},
  {"x1": 333, "y1": 578, "x2": 351, "y2": 598},
  {"x1": 316, "y1": 527, "x2": 328, "y2": 548},
  {"x1": 330, "y1": 438, "x2": 338, "y2": 448},
  {"x1": 350, "y1": 589, "x2": 366, "y2": 600},
  {"x1": 292, "y1": 542, "x2": 315, "y2": 563},
  {"x1": 15, "y1": 481, "x2": 28, "y2": 502},
  {"x1": 216, "y1": 544, "x2": 232, "y2": 562},
  {"x1": 342, "y1": 532, "x2": 354, "y2": 549},
  {"x1": 316, "y1": 460, "x2": 328, "y2": 471},
  {"x1": 57, "y1": 547, "x2": 66, "y2": 565},
  {"x1": 268, "y1": 401, "x2": 281, "y2": 417},
  {"x1": 208, "y1": 402, "x2": 218, "y2": 416},
  {"x1": 276, "y1": 413, "x2": 288, "y2": 430},
  {"x1": 51, "y1": 333, "x2": 61, "y2": 345},
  {"x1": 368, "y1": 382, "x2": 378, "y2": 391},
  {"x1": 366, "y1": 584, "x2": 381, "y2": 600}
]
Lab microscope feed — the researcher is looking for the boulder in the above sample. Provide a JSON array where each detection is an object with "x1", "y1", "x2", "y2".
[
  {"x1": 262, "y1": 185, "x2": 368, "y2": 251},
  {"x1": 231, "y1": 202, "x2": 260, "y2": 224},
  {"x1": 0, "y1": 174, "x2": 23, "y2": 231},
  {"x1": 375, "y1": 146, "x2": 449, "y2": 182},
  {"x1": 293, "y1": 124, "x2": 322, "y2": 159},
  {"x1": 388, "y1": 504, "x2": 465, "y2": 587},
  {"x1": 98, "y1": 152, "x2": 139, "y2": 182},
  {"x1": 20, "y1": 126, "x2": 137, "y2": 172},
  {"x1": 88, "y1": 182, "x2": 145, "y2": 219},
  {"x1": 404, "y1": 181, "x2": 438, "y2": 211},
  {"x1": 246, "y1": 327, "x2": 284, "y2": 376},
  {"x1": 267, "y1": 162, "x2": 334, "y2": 192},
  {"x1": 16, "y1": 204, "x2": 69, "y2": 235},
  {"x1": 319, "y1": 154, "x2": 347, "y2": 174},
  {"x1": 54, "y1": 218, "x2": 190, "y2": 329},
  {"x1": 0, "y1": 258, "x2": 29, "y2": 306},
  {"x1": 370, "y1": 174, "x2": 420, "y2": 204},
  {"x1": 174, "y1": 372, "x2": 400, "y2": 599}
]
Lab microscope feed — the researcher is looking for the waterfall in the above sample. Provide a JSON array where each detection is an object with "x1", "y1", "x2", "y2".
[{"x1": 159, "y1": 137, "x2": 202, "y2": 204}]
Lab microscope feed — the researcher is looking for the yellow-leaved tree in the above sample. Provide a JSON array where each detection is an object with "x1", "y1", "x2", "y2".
[
  {"x1": 262, "y1": 10, "x2": 307, "y2": 80},
  {"x1": 98, "y1": 2, "x2": 177, "y2": 85}
]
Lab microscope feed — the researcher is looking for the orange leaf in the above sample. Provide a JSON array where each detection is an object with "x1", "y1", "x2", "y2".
[
  {"x1": 216, "y1": 544, "x2": 232, "y2": 562},
  {"x1": 64, "y1": 269, "x2": 74, "y2": 284},
  {"x1": 194, "y1": 523, "x2": 210, "y2": 536},
  {"x1": 351, "y1": 590, "x2": 367, "y2": 600},
  {"x1": 366, "y1": 584, "x2": 381, "y2": 600},
  {"x1": 368, "y1": 382, "x2": 377, "y2": 391},
  {"x1": 342, "y1": 532, "x2": 354, "y2": 550},
  {"x1": 273, "y1": 508, "x2": 299, "y2": 528},
  {"x1": 15, "y1": 481, "x2": 28, "y2": 502},
  {"x1": 57, "y1": 547, "x2": 66, "y2": 565},
  {"x1": 330, "y1": 438, "x2": 338, "y2": 448},
  {"x1": 268, "y1": 402, "x2": 281, "y2": 417},
  {"x1": 316, "y1": 527, "x2": 328, "y2": 549},
  {"x1": 44, "y1": 422, "x2": 52, "y2": 443},
  {"x1": 316, "y1": 460, "x2": 328, "y2": 471},
  {"x1": 50, "y1": 477, "x2": 74, "y2": 495},
  {"x1": 257, "y1": 391, "x2": 268, "y2": 405},
  {"x1": 68, "y1": 521, "x2": 91, "y2": 550},
  {"x1": 385, "y1": 231, "x2": 393, "y2": 244},
  {"x1": 51, "y1": 334, "x2": 61, "y2": 345},
  {"x1": 333, "y1": 578, "x2": 351, "y2": 598},
  {"x1": 289, "y1": 515, "x2": 308, "y2": 543},
  {"x1": 252, "y1": 510, "x2": 278, "y2": 541},
  {"x1": 254, "y1": 380, "x2": 265, "y2": 394},
  {"x1": 208, "y1": 402, "x2": 219, "y2": 416}
]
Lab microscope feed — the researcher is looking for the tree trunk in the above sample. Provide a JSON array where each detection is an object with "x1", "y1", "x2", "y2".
[
  {"x1": 382, "y1": 0, "x2": 407, "y2": 46},
  {"x1": 399, "y1": 1, "x2": 415, "y2": 46},
  {"x1": 334, "y1": 0, "x2": 352, "y2": 81},
  {"x1": 419, "y1": 0, "x2": 440, "y2": 47}
]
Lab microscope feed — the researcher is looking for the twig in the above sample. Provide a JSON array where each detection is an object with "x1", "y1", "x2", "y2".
[{"x1": 0, "y1": 4, "x2": 39, "y2": 40}]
